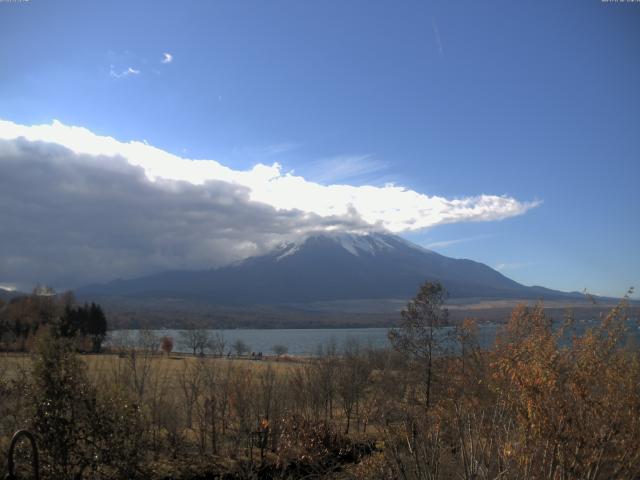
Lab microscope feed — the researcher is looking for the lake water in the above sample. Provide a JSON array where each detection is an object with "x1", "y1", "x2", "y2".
[
  {"x1": 108, "y1": 328, "x2": 392, "y2": 356},
  {"x1": 108, "y1": 319, "x2": 640, "y2": 356},
  {"x1": 107, "y1": 325, "x2": 500, "y2": 356}
]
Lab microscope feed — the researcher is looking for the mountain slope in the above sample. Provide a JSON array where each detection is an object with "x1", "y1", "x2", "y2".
[
  {"x1": 0, "y1": 288, "x2": 26, "y2": 301},
  {"x1": 77, "y1": 232, "x2": 582, "y2": 303}
]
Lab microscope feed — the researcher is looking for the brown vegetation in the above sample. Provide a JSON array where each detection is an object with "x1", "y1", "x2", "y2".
[{"x1": 1, "y1": 284, "x2": 639, "y2": 479}]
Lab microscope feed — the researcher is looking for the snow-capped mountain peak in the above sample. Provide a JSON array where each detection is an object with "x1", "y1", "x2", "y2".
[
  {"x1": 303, "y1": 231, "x2": 433, "y2": 257},
  {"x1": 328, "y1": 232, "x2": 394, "y2": 256},
  {"x1": 77, "y1": 230, "x2": 581, "y2": 304},
  {"x1": 275, "y1": 242, "x2": 300, "y2": 261},
  {"x1": 277, "y1": 231, "x2": 401, "y2": 259}
]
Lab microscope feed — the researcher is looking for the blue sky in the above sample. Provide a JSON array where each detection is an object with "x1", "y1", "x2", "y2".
[{"x1": 0, "y1": 0, "x2": 639, "y2": 296}]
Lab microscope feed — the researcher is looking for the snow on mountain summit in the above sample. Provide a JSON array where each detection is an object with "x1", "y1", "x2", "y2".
[
  {"x1": 329, "y1": 232, "x2": 395, "y2": 256},
  {"x1": 77, "y1": 230, "x2": 581, "y2": 304},
  {"x1": 276, "y1": 231, "x2": 426, "y2": 258},
  {"x1": 275, "y1": 242, "x2": 301, "y2": 261}
]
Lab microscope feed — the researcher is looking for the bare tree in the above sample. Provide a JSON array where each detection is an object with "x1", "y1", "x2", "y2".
[
  {"x1": 210, "y1": 331, "x2": 226, "y2": 357},
  {"x1": 388, "y1": 281, "x2": 449, "y2": 408},
  {"x1": 179, "y1": 328, "x2": 212, "y2": 356},
  {"x1": 336, "y1": 338, "x2": 371, "y2": 434},
  {"x1": 232, "y1": 339, "x2": 249, "y2": 356},
  {"x1": 110, "y1": 329, "x2": 132, "y2": 354},
  {"x1": 125, "y1": 344, "x2": 154, "y2": 399},
  {"x1": 138, "y1": 329, "x2": 159, "y2": 354},
  {"x1": 178, "y1": 360, "x2": 202, "y2": 430},
  {"x1": 313, "y1": 340, "x2": 338, "y2": 422},
  {"x1": 272, "y1": 344, "x2": 288, "y2": 357}
]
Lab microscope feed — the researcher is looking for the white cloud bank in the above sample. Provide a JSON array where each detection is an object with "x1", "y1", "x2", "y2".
[
  {"x1": 0, "y1": 119, "x2": 539, "y2": 233},
  {"x1": 0, "y1": 119, "x2": 539, "y2": 289}
]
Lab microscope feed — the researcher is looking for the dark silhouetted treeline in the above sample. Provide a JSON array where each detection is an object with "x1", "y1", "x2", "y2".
[{"x1": 0, "y1": 288, "x2": 107, "y2": 353}]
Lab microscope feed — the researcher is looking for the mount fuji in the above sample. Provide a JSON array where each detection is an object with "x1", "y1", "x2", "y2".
[{"x1": 76, "y1": 232, "x2": 582, "y2": 305}]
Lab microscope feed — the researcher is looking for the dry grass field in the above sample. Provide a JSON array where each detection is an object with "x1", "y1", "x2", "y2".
[
  {"x1": 1, "y1": 350, "x2": 302, "y2": 383},
  {"x1": 2, "y1": 296, "x2": 640, "y2": 479}
]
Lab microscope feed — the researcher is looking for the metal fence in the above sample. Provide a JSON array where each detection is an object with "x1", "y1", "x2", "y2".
[{"x1": 4, "y1": 430, "x2": 38, "y2": 480}]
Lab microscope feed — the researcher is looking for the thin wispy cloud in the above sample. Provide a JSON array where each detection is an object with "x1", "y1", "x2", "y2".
[
  {"x1": 432, "y1": 18, "x2": 444, "y2": 58},
  {"x1": 304, "y1": 154, "x2": 389, "y2": 184},
  {"x1": 109, "y1": 65, "x2": 140, "y2": 79},
  {"x1": 161, "y1": 52, "x2": 173, "y2": 64},
  {"x1": 232, "y1": 142, "x2": 300, "y2": 160},
  {"x1": 425, "y1": 234, "x2": 493, "y2": 249},
  {"x1": 495, "y1": 262, "x2": 533, "y2": 272}
]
